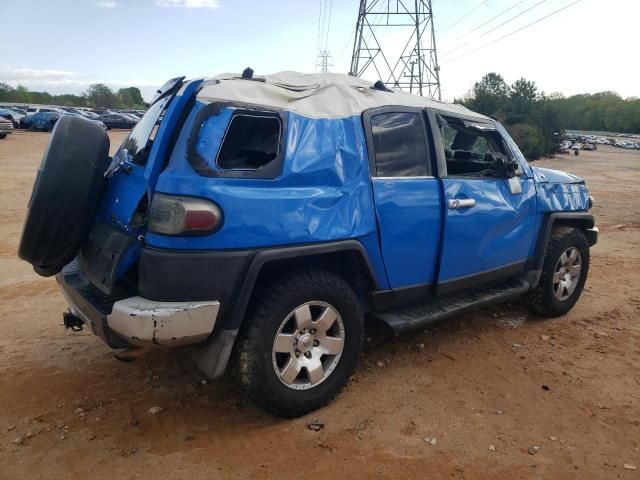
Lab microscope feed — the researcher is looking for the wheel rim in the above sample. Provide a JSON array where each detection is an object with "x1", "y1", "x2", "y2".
[
  {"x1": 553, "y1": 247, "x2": 582, "y2": 301},
  {"x1": 272, "y1": 301, "x2": 345, "y2": 391}
]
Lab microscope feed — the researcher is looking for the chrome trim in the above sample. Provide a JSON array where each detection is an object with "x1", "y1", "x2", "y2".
[
  {"x1": 107, "y1": 297, "x2": 220, "y2": 347},
  {"x1": 448, "y1": 198, "x2": 476, "y2": 209}
]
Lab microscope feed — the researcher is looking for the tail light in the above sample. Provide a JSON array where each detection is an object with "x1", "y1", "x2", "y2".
[{"x1": 148, "y1": 194, "x2": 223, "y2": 235}]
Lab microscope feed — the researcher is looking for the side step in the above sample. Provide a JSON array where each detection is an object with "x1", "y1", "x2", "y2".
[{"x1": 375, "y1": 279, "x2": 530, "y2": 335}]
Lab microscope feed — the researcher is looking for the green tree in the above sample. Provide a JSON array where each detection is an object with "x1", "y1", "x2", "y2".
[
  {"x1": 84, "y1": 83, "x2": 117, "y2": 108},
  {"x1": 117, "y1": 86, "x2": 145, "y2": 107},
  {"x1": 508, "y1": 78, "x2": 539, "y2": 123},
  {"x1": 467, "y1": 72, "x2": 510, "y2": 118}
]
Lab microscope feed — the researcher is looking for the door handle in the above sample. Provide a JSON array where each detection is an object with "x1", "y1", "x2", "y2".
[{"x1": 448, "y1": 198, "x2": 476, "y2": 209}]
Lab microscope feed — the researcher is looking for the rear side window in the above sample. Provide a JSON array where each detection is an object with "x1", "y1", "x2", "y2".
[
  {"x1": 371, "y1": 112, "x2": 429, "y2": 177},
  {"x1": 217, "y1": 114, "x2": 281, "y2": 171}
]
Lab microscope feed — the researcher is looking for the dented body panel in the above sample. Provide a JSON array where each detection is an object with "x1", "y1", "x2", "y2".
[{"x1": 107, "y1": 297, "x2": 219, "y2": 347}]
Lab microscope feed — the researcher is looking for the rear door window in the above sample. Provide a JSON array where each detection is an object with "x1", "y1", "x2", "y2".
[
  {"x1": 216, "y1": 113, "x2": 281, "y2": 171},
  {"x1": 370, "y1": 112, "x2": 430, "y2": 177}
]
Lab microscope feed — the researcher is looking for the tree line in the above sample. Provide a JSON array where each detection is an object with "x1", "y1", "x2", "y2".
[
  {"x1": 0, "y1": 83, "x2": 147, "y2": 109},
  {"x1": 459, "y1": 73, "x2": 640, "y2": 159}
]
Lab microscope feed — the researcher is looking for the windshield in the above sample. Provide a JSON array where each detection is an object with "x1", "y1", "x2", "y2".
[{"x1": 111, "y1": 95, "x2": 171, "y2": 168}]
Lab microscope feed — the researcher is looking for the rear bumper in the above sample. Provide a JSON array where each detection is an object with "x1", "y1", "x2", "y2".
[
  {"x1": 57, "y1": 260, "x2": 219, "y2": 348},
  {"x1": 108, "y1": 297, "x2": 219, "y2": 347}
]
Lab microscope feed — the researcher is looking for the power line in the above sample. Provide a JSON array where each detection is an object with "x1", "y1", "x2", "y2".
[
  {"x1": 445, "y1": 0, "x2": 583, "y2": 63},
  {"x1": 439, "y1": 0, "x2": 489, "y2": 34},
  {"x1": 441, "y1": 0, "x2": 548, "y2": 58},
  {"x1": 440, "y1": 0, "x2": 527, "y2": 56},
  {"x1": 480, "y1": 0, "x2": 547, "y2": 37}
]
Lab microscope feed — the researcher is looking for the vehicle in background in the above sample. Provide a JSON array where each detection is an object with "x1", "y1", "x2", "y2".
[
  {"x1": 0, "y1": 108, "x2": 25, "y2": 128},
  {"x1": 25, "y1": 106, "x2": 65, "y2": 115},
  {"x1": 582, "y1": 143, "x2": 596, "y2": 151},
  {"x1": 119, "y1": 112, "x2": 142, "y2": 122},
  {"x1": 61, "y1": 112, "x2": 107, "y2": 131},
  {"x1": 0, "y1": 116, "x2": 13, "y2": 138},
  {"x1": 572, "y1": 143, "x2": 583, "y2": 151},
  {"x1": 119, "y1": 109, "x2": 143, "y2": 119},
  {"x1": 99, "y1": 113, "x2": 137, "y2": 129},
  {"x1": 24, "y1": 112, "x2": 61, "y2": 131},
  {"x1": 558, "y1": 141, "x2": 572, "y2": 153}
]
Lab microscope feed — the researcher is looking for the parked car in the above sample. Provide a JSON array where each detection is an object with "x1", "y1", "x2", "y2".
[
  {"x1": 25, "y1": 112, "x2": 62, "y2": 131},
  {"x1": 99, "y1": 113, "x2": 137, "y2": 129},
  {"x1": 18, "y1": 72, "x2": 598, "y2": 418},
  {"x1": 25, "y1": 106, "x2": 65, "y2": 115},
  {"x1": 0, "y1": 116, "x2": 13, "y2": 138},
  {"x1": 582, "y1": 143, "x2": 596, "y2": 151},
  {"x1": 61, "y1": 112, "x2": 107, "y2": 131},
  {"x1": 0, "y1": 108, "x2": 25, "y2": 128}
]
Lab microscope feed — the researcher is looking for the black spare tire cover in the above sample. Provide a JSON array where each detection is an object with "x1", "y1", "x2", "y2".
[{"x1": 19, "y1": 115, "x2": 110, "y2": 276}]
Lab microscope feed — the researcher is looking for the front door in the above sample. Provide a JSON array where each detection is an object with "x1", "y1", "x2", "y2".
[
  {"x1": 429, "y1": 111, "x2": 537, "y2": 294},
  {"x1": 364, "y1": 107, "x2": 442, "y2": 294}
]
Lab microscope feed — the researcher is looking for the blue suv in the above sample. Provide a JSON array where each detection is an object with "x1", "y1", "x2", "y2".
[{"x1": 19, "y1": 72, "x2": 598, "y2": 417}]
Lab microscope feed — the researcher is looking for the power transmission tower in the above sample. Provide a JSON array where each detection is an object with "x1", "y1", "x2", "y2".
[
  {"x1": 350, "y1": 0, "x2": 441, "y2": 99},
  {"x1": 316, "y1": 50, "x2": 333, "y2": 73}
]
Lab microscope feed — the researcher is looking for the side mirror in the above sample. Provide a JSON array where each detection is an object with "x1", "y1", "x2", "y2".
[{"x1": 494, "y1": 154, "x2": 518, "y2": 179}]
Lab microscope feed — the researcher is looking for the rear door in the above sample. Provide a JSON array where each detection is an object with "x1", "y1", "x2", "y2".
[
  {"x1": 84, "y1": 78, "x2": 201, "y2": 292},
  {"x1": 427, "y1": 110, "x2": 537, "y2": 294},
  {"x1": 364, "y1": 107, "x2": 442, "y2": 298}
]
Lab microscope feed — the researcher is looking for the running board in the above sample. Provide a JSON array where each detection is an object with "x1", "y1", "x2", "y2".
[{"x1": 375, "y1": 279, "x2": 530, "y2": 335}]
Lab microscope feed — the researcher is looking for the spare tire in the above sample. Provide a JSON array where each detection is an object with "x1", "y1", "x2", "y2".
[{"x1": 19, "y1": 115, "x2": 110, "y2": 276}]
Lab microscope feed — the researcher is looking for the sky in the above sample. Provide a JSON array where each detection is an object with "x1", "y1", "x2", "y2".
[{"x1": 1, "y1": 0, "x2": 638, "y2": 102}]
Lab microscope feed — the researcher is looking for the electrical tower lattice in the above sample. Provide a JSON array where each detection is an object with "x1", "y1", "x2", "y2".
[{"x1": 350, "y1": 0, "x2": 441, "y2": 99}]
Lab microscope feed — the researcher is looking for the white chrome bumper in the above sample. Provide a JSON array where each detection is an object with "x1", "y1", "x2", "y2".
[{"x1": 107, "y1": 297, "x2": 220, "y2": 347}]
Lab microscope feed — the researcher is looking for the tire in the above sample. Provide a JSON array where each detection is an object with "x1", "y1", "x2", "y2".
[
  {"x1": 235, "y1": 270, "x2": 364, "y2": 418},
  {"x1": 525, "y1": 227, "x2": 589, "y2": 317},
  {"x1": 0, "y1": 133, "x2": 6, "y2": 139},
  {"x1": 18, "y1": 115, "x2": 110, "y2": 276}
]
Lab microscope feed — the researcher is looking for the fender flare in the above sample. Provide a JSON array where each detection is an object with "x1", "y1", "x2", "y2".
[
  {"x1": 222, "y1": 240, "x2": 380, "y2": 330},
  {"x1": 529, "y1": 212, "x2": 596, "y2": 276}
]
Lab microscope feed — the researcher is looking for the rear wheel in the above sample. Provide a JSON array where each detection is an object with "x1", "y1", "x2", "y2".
[
  {"x1": 235, "y1": 270, "x2": 363, "y2": 418},
  {"x1": 526, "y1": 227, "x2": 589, "y2": 317}
]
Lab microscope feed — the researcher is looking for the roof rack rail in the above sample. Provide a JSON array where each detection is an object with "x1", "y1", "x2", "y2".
[{"x1": 371, "y1": 81, "x2": 393, "y2": 93}]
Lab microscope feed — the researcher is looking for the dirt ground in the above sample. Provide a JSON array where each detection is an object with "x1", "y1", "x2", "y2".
[{"x1": 0, "y1": 131, "x2": 638, "y2": 480}]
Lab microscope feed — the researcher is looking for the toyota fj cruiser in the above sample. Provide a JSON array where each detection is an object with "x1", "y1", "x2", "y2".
[{"x1": 19, "y1": 72, "x2": 598, "y2": 418}]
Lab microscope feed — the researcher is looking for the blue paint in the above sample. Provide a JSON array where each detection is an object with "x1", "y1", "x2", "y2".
[
  {"x1": 149, "y1": 108, "x2": 378, "y2": 251},
  {"x1": 90, "y1": 82, "x2": 593, "y2": 297},
  {"x1": 437, "y1": 176, "x2": 537, "y2": 282},
  {"x1": 371, "y1": 178, "x2": 442, "y2": 288},
  {"x1": 532, "y1": 166, "x2": 590, "y2": 212}
]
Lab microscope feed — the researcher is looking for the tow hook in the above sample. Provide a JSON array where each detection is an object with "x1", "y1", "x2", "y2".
[{"x1": 63, "y1": 311, "x2": 83, "y2": 332}]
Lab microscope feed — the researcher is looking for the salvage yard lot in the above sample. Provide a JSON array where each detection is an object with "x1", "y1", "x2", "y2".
[{"x1": 0, "y1": 131, "x2": 639, "y2": 479}]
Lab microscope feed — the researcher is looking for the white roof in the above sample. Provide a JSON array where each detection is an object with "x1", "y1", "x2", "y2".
[{"x1": 197, "y1": 71, "x2": 488, "y2": 120}]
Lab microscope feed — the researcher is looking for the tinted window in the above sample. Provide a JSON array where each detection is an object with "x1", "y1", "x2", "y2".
[
  {"x1": 217, "y1": 114, "x2": 281, "y2": 170},
  {"x1": 371, "y1": 112, "x2": 429, "y2": 177},
  {"x1": 113, "y1": 95, "x2": 171, "y2": 166}
]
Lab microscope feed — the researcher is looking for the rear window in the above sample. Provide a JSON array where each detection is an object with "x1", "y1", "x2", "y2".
[
  {"x1": 216, "y1": 114, "x2": 281, "y2": 171},
  {"x1": 370, "y1": 112, "x2": 430, "y2": 177}
]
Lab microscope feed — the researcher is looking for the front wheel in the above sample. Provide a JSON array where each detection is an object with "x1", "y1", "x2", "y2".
[
  {"x1": 525, "y1": 227, "x2": 590, "y2": 317},
  {"x1": 235, "y1": 270, "x2": 364, "y2": 418}
]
